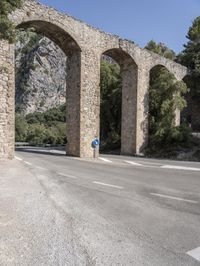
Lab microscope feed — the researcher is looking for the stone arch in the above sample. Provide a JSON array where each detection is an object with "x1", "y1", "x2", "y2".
[
  {"x1": 148, "y1": 64, "x2": 181, "y2": 145},
  {"x1": 149, "y1": 59, "x2": 188, "y2": 81},
  {"x1": 0, "y1": 0, "x2": 188, "y2": 160},
  {"x1": 15, "y1": 20, "x2": 83, "y2": 156},
  {"x1": 149, "y1": 64, "x2": 190, "y2": 126},
  {"x1": 16, "y1": 20, "x2": 81, "y2": 55},
  {"x1": 101, "y1": 48, "x2": 138, "y2": 155},
  {"x1": 149, "y1": 63, "x2": 173, "y2": 77}
]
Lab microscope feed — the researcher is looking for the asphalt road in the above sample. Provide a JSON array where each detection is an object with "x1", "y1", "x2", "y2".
[{"x1": 12, "y1": 148, "x2": 200, "y2": 265}]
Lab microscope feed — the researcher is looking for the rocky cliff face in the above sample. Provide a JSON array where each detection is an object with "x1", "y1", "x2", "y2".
[{"x1": 15, "y1": 30, "x2": 67, "y2": 114}]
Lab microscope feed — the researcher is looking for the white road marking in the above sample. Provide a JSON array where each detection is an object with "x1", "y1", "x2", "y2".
[
  {"x1": 150, "y1": 193, "x2": 198, "y2": 204},
  {"x1": 58, "y1": 172, "x2": 78, "y2": 179},
  {"x1": 37, "y1": 175, "x2": 47, "y2": 180},
  {"x1": 161, "y1": 165, "x2": 200, "y2": 171},
  {"x1": 24, "y1": 161, "x2": 32, "y2": 166},
  {"x1": 36, "y1": 166, "x2": 47, "y2": 171},
  {"x1": 124, "y1": 160, "x2": 142, "y2": 166},
  {"x1": 93, "y1": 181, "x2": 123, "y2": 189},
  {"x1": 50, "y1": 150, "x2": 66, "y2": 154},
  {"x1": 99, "y1": 157, "x2": 113, "y2": 163},
  {"x1": 187, "y1": 247, "x2": 200, "y2": 261},
  {"x1": 15, "y1": 156, "x2": 23, "y2": 161}
]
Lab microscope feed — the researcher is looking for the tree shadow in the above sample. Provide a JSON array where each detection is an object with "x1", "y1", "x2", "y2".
[{"x1": 15, "y1": 147, "x2": 66, "y2": 157}]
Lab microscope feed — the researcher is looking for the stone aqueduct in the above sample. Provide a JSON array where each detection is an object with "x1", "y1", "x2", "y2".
[{"x1": 0, "y1": 0, "x2": 187, "y2": 159}]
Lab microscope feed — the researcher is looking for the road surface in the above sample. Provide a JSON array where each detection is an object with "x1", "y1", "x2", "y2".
[{"x1": 2, "y1": 147, "x2": 200, "y2": 265}]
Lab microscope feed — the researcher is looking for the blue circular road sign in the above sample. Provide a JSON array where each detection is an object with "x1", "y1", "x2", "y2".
[{"x1": 92, "y1": 138, "x2": 100, "y2": 148}]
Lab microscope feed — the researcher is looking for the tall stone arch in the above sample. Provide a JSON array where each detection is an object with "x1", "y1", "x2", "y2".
[
  {"x1": 101, "y1": 48, "x2": 138, "y2": 155},
  {"x1": 0, "y1": 0, "x2": 187, "y2": 159},
  {"x1": 149, "y1": 63, "x2": 188, "y2": 127},
  {"x1": 18, "y1": 20, "x2": 83, "y2": 158},
  {"x1": 0, "y1": 1, "x2": 100, "y2": 159}
]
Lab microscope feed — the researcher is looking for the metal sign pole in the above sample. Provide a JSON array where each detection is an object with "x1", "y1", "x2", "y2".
[{"x1": 94, "y1": 146, "x2": 99, "y2": 158}]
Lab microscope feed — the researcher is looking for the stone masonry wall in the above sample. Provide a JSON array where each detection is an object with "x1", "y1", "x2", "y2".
[
  {"x1": 0, "y1": 0, "x2": 188, "y2": 159},
  {"x1": 0, "y1": 41, "x2": 15, "y2": 159}
]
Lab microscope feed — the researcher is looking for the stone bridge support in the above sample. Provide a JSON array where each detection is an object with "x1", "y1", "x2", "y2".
[
  {"x1": 120, "y1": 57, "x2": 138, "y2": 155},
  {"x1": 0, "y1": 40, "x2": 15, "y2": 159},
  {"x1": 0, "y1": 0, "x2": 187, "y2": 160},
  {"x1": 0, "y1": 44, "x2": 100, "y2": 159},
  {"x1": 135, "y1": 67, "x2": 150, "y2": 155},
  {"x1": 73, "y1": 49, "x2": 100, "y2": 158}
]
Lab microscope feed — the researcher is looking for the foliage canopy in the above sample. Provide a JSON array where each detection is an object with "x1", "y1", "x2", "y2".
[
  {"x1": 178, "y1": 16, "x2": 200, "y2": 100},
  {"x1": 100, "y1": 59, "x2": 122, "y2": 151},
  {"x1": 0, "y1": 0, "x2": 23, "y2": 43},
  {"x1": 15, "y1": 105, "x2": 67, "y2": 145},
  {"x1": 146, "y1": 41, "x2": 191, "y2": 151}
]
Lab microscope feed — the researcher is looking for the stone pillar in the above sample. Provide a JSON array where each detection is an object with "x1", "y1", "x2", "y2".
[
  {"x1": 66, "y1": 49, "x2": 100, "y2": 157},
  {"x1": 121, "y1": 61, "x2": 138, "y2": 155},
  {"x1": 0, "y1": 40, "x2": 15, "y2": 160},
  {"x1": 80, "y1": 50, "x2": 100, "y2": 157},
  {"x1": 135, "y1": 67, "x2": 150, "y2": 155},
  {"x1": 173, "y1": 74, "x2": 186, "y2": 127},
  {"x1": 66, "y1": 51, "x2": 81, "y2": 157}
]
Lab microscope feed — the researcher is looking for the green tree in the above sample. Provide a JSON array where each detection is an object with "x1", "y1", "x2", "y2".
[
  {"x1": 145, "y1": 42, "x2": 191, "y2": 151},
  {"x1": 15, "y1": 104, "x2": 67, "y2": 145},
  {"x1": 15, "y1": 114, "x2": 28, "y2": 142},
  {"x1": 26, "y1": 123, "x2": 47, "y2": 145},
  {"x1": 149, "y1": 66, "x2": 189, "y2": 148},
  {"x1": 146, "y1": 40, "x2": 176, "y2": 60},
  {"x1": 0, "y1": 0, "x2": 23, "y2": 43},
  {"x1": 100, "y1": 60, "x2": 122, "y2": 151},
  {"x1": 178, "y1": 16, "x2": 200, "y2": 100}
]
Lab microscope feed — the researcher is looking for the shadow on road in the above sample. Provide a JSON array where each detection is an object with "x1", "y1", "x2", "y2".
[{"x1": 15, "y1": 147, "x2": 66, "y2": 157}]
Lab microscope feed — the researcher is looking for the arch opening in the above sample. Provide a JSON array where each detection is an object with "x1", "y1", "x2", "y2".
[
  {"x1": 100, "y1": 48, "x2": 138, "y2": 155},
  {"x1": 148, "y1": 64, "x2": 188, "y2": 150},
  {"x1": 181, "y1": 75, "x2": 200, "y2": 132},
  {"x1": 16, "y1": 20, "x2": 81, "y2": 55},
  {"x1": 14, "y1": 21, "x2": 82, "y2": 156}
]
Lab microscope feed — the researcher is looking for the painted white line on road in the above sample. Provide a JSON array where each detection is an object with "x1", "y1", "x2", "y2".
[
  {"x1": 58, "y1": 172, "x2": 78, "y2": 179},
  {"x1": 124, "y1": 160, "x2": 142, "y2": 166},
  {"x1": 15, "y1": 156, "x2": 23, "y2": 161},
  {"x1": 37, "y1": 175, "x2": 47, "y2": 180},
  {"x1": 24, "y1": 161, "x2": 32, "y2": 166},
  {"x1": 50, "y1": 150, "x2": 66, "y2": 154},
  {"x1": 161, "y1": 165, "x2": 200, "y2": 171},
  {"x1": 99, "y1": 157, "x2": 113, "y2": 163},
  {"x1": 150, "y1": 193, "x2": 198, "y2": 204},
  {"x1": 187, "y1": 247, "x2": 200, "y2": 261},
  {"x1": 93, "y1": 181, "x2": 123, "y2": 189},
  {"x1": 36, "y1": 166, "x2": 48, "y2": 171}
]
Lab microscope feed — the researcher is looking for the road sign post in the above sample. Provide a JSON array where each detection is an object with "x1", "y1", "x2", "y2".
[{"x1": 92, "y1": 138, "x2": 100, "y2": 158}]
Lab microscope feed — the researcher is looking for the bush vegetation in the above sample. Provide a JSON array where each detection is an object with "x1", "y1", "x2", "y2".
[
  {"x1": 100, "y1": 60, "x2": 122, "y2": 151},
  {"x1": 15, "y1": 105, "x2": 66, "y2": 145},
  {"x1": 0, "y1": 0, "x2": 23, "y2": 43}
]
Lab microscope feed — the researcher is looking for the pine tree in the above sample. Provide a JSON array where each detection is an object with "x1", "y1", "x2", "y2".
[{"x1": 178, "y1": 17, "x2": 200, "y2": 100}]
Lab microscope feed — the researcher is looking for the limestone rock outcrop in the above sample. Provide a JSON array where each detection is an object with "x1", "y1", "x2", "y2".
[{"x1": 15, "y1": 31, "x2": 66, "y2": 114}]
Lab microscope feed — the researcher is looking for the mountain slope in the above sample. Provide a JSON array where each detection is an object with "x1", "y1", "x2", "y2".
[{"x1": 15, "y1": 31, "x2": 66, "y2": 114}]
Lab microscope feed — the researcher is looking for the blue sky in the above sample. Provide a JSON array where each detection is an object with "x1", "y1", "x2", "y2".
[{"x1": 40, "y1": 0, "x2": 199, "y2": 53}]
